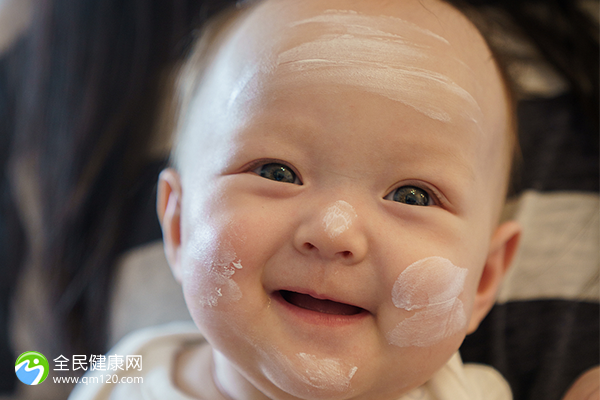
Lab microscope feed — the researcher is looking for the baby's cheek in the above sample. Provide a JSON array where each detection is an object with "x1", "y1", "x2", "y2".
[
  {"x1": 181, "y1": 220, "x2": 246, "y2": 311},
  {"x1": 386, "y1": 256, "x2": 468, "y2": 348}
]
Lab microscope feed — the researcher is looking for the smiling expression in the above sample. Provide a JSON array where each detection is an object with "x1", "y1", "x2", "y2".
[{"x1": 167, "y1": 0, "x2": 512, "y2": 399}]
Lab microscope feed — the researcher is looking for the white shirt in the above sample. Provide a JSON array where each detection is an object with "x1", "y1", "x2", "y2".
[{"x1": 68, "y1": 322, "x2": 512, "y2": 400}]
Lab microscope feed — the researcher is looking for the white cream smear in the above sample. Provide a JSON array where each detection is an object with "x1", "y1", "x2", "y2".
[
  {"x1": 296, "y1": 353, "x2": 358, "y2": 391},
  {"x1": 260, "y1": 347, "x2": 358, "y2": 394},
  {"x1": 322, "y1": 200, "x2": 357, "y2": 238},
  {"x1": 186, "y1": 228, "x2": 244, "y2": 307},
  {"x1": 387, "y1": 256, "x2": 468, "y2": 347},
  {"x1": 230, "y1": 9, "x2": 483, "y2": 130}
]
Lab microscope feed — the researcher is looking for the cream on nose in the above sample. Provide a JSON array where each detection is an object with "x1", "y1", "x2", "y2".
[
  {"x1": 294, "y1": 200, "x2": 367, "y2": 263},
  {"x1": 322, "y1": 200, "x2": 357, "y2": 238}
]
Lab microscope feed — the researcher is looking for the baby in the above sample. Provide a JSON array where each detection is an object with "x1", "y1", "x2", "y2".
[{"x1": 71, "y1": 0, "x2": 521, "y2": 398}]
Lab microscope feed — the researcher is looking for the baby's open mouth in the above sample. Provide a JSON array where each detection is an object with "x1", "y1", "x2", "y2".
[{"x1": 279, "y1": 290, "x2": 364, "y2": 316}]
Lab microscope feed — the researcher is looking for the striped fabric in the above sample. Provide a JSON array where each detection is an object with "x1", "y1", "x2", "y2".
[{"x1": 461, "y1": 94, "x2": 599, "y2": 400}]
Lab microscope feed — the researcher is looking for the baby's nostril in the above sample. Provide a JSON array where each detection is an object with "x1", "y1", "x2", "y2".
[
  {"x1": 304, "y1": 242, "x2": 316, "y2": 250},
  {"x1": 341, "y1": 251, "x2": 352, "y2": 258}
]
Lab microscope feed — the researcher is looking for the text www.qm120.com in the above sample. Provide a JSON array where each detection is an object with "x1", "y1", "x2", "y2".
[{"x1": 53, "y1": 375, "x2": 143, "y2": 384}]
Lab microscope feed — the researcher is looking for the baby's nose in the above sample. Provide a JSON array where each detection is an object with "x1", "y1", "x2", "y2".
[{"x1": 293, "y1": 200, "x2": 368, "y2": 264}]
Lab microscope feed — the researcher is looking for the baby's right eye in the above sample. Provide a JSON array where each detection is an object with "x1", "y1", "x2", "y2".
[{"x1": 253, "y1": 163, "x2": 301, "y2": 185}]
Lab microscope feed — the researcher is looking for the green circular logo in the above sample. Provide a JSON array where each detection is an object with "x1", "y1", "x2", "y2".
[{"x1": 15, "y1": 351, "x2": 49, "y2": 385}]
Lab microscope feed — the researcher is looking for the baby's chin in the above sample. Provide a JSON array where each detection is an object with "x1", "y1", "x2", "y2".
[
  {"x1": 255, "y1": 346, "x2": 359, "y2": 399},
  {"x1": 195, "y1": 298, "x2": 468, "y2": 400},
  {"x1": 211, "y1": 338, "x2": 425, "y2": 400},
  {"x1": 205, "y1": 324, "x2": 360, "y2": 399}
]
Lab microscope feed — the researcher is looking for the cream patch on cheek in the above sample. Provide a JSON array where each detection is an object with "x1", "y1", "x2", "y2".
[
  {"x1": 184, "y1": 227, "x2": 244, "y2": 308},
  {"x1": 322, "y1": 200, "x2": 357, "y2": 238},
  {"x1": 387, "y1": 256, "x2": 468, "y2": 347}
]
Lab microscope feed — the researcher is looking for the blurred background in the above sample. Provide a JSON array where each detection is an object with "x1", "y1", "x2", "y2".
[{"x1": 0, "y1": 0, "x2": 597, "y2": 399}]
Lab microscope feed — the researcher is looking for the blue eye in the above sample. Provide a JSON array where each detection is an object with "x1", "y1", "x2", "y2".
[
  {"x1": 391, "y1": 186, "x2": 431, "y2": 206},
  {"x1": 255, "y1": 163, "x2": 300, "y2": 184}
]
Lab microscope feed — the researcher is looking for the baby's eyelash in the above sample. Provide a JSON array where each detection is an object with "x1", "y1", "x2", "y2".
[
  {"x1": 420, "y1": 185, "x2": 441, "y2": 206},
  {"x1": 385, "y1": 182, "x2": 447, "y2": 208},
  {"x1": 245, "y1": 159, "x2": 303, "y2": 184}
]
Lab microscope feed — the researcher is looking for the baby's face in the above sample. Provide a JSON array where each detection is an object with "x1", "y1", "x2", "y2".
[{"x1": 166, "y1": 0, "x2": 515, "y2": 398}]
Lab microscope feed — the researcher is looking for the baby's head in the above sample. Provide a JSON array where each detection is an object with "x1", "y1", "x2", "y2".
[{"x1": 157, "y1": 0, "x2": 521, "y2": 398}]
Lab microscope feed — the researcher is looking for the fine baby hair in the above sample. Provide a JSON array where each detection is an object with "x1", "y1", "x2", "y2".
[{"x1": 155, "y1": 0, "x2": 522, "y2": 399}]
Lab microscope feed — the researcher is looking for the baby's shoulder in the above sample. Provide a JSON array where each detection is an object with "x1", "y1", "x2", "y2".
[
  {"x1": 68, "y1": 321, "x2": 205, "y2": 400},
  {"x1": 401, "y1": 353, "x2": 512, "y2": 400}
]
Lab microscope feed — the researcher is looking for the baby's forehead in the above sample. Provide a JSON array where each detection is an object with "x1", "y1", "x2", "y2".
[
  {"x1": 177, "y1": 0, "x2": 511, "y2": 203},
  {"x1": 237, "y1": 5, "x2": 493, "y2": 92},
  {"x1": 189, "y1": 0, "x2": 507, "y2": 137}
]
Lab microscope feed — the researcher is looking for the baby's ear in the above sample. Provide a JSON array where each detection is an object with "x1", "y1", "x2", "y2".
[
  {"x1": 467, "y1": 221, "x2": 521, "y2": 333},
  {"x1": 157, "y1": 168, "x2": 183, "y2": 283}
]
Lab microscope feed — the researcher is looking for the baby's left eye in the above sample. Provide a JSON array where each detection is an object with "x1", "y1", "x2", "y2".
[
  {"x1": 387, "y1": 186, "x2": 432, "y2": 206},
  {"x1": 253, "y1": 162, "x2": 301, "y2": 184}
]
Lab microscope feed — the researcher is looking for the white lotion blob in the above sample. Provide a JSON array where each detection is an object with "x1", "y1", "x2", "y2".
[
  {"x1": 260, "y1": 347, "x2": 358, "y2": 395},
  {"x1": 322, "y1": 200, "x2": 357, "y2": 238},
  {"x1": 387, "y1": 256, "x2": 468, "y2": 347},
  {"x1": 197, "y1": 250, "x2": 243, "y2": 308},
  {"x1": 392, "y1": 256, "x2": 467, "y2": 310},
  {"x1": 296, "y1": 353, "x2": 358, "y2": 391},
  {"x1": 185, "y1": 226, "x2": 244, "y2": 307},
  {"x1": 387, "y1": 296, "x2": 466, "y2": 347}
]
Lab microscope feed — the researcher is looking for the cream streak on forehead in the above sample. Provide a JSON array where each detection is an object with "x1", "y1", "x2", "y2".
[
  {"x1": 387, "y1": 257, "x2": 468, "y2": 347},
  {"x1": 271, "y1": 9, "x2": 483, "y2": 127}
]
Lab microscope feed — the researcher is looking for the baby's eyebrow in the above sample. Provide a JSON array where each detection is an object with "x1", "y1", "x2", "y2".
[{"x1": 443, "y1": 150, "x2": 477, "y2": 184}]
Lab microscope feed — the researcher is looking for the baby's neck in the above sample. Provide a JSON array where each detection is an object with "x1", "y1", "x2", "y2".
[
  {"x1": 174, "y1": 343, "x2": 269, "y2": 400},
  {"x1": 173, "y1": 343, "x2": 228, "y2": 399}
]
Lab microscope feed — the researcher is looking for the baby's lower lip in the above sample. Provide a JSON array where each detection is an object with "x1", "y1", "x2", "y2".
[{"x1": 272, "y1": 290, "x2": 369, "y2": 326}]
